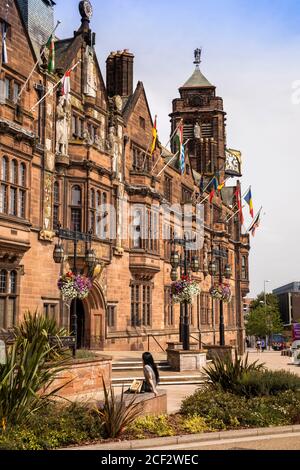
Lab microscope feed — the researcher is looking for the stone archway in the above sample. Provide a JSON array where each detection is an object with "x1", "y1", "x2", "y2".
[{"x1": 85, "y1": 280, "x2": 106, "y2": 350}]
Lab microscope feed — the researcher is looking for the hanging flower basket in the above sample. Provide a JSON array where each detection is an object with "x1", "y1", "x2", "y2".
[
  {"x1": 58, "y1": 272, "x2": 92, "y2": 301},
  {"x1": 210, "y1": 284, "x2": 232, "y2": 303},
  {"x1": 171, "y1": 275, "x2": 201, "y2": 304}
]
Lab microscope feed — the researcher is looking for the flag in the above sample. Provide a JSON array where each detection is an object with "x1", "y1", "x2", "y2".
[
  {"x1": 2, "y1": 22, "x2": 8, "y2": 64},
  {"x1": 235, "y1": 183, "x2": 244, "y2": 224},
  {"x1": 217, "y1": 181, "x2": 225, "y2": 191},
  {"x1": 61, "y1": 68, "x2": 71, "y2": 98},
  {"x1": 209, "y1": 177, "x2": 218, "y2": 203},
  {"x1": 174, "y1": 121, "x2": 184, "y2": 172},
  {"x1": 248, "y1": 208, "x2": 262, "y2": 237},
  {"x1": 244, "y1": 187, "x2": 254, "y2": 218},
  {"x1": 46, "y1": 34, "x2": 55, "y2": 73},
  {"x1": 150, "y1": 115, "x2": 158, "y2": 155},
  {"x1": 180, "y1": 143, "x2": 185, "y2": 174}
]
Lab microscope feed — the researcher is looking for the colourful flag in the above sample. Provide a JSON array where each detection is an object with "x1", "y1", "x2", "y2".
[
  {"x1": 174, "y1": 121, "x2": 184, "y2": 172},
  {"x1": 235, "y1": 183, "x2": 244, "y2": 225},
  {"x1": 244, "y1": 187, "x2": 254, "y2": 218},
  {"x1": 2, "y1": 22, "x2": 8, "y2": 64},
  {"x1": 248, "y1": 208, "x2": 262, "y2": 237},
  {"x1": 209, "y1": 177, "x2": 218, "y2": 203},
  {"x1": 180, "y1": 143, "x2": 185, "y2": 174},
  {"x1": 217, "y1": 181, "x2": 225, "y2": 191},
  {"x1": 46, "y1": 34, "x2": 55, "y2": 73},
  {"x1": 150, "y1": 115, "x2": 158, "y2": 155},
  {"x1": 61, "y1": 68, "x2": 71, "y2": 98}
]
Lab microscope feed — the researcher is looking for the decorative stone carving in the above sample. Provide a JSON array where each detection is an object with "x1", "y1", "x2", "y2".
[
  {"x1": 94, "y1": 134, "x2": 104, "y2": 151},
  {"x1": 84, "y1": 46, "x2": 97, "y2": 98},
  {"x1": 55, "y1": 95, "x2": 71, "y2": 156},
  {"x1": 114, "y1": 95, "x2": 123, "y2": 112},
  {"x1": 194, "y1": 121, "x2": 201, "y2": 139},
  {"x1": 82, "y1": 129, "x2": 93, "y2": 146},
  {"x1": 39, "y1": 172, "x2": 55, "y2": 242}
]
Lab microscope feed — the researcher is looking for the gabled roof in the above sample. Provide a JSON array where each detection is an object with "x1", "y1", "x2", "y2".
[
  {"x1": 123, "y1": 81, "x2": 154, "y2": 126},
  {"x1": 55, "y1": 35, "x2": 84, "y2": 71},
  {"x1": 181, "y1": 66, "x2": 214, "y2": 89}
]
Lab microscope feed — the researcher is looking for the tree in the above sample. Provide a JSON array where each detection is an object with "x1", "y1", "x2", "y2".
[
  {"x1": 250, "y1": 292, "x2": 279, "y2": 311},
  {"x1": 246, "y1": 303, "x2": 283, "y2": 347}
]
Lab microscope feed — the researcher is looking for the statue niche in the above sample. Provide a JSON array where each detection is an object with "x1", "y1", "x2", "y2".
[
  {"x1": 84, "y1": 46, "x2": 97, "y2": 98},
  {"x1": 55, "y1": 95, "x2": 71, "y2": 156}
]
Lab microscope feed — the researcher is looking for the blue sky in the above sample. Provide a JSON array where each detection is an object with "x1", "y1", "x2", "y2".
[{"x1": 54, "y1": 0, "x2": 300, "y2": 298}]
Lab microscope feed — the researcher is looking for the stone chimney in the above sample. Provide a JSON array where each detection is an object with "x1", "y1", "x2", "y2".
[{"x1": 106, "y1": 49, "x2": 134, "y2": 98}]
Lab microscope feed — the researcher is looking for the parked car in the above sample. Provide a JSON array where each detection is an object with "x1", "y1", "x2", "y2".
[{"x1": 271, "y1": 334, "x2": 287, "y2": 351}]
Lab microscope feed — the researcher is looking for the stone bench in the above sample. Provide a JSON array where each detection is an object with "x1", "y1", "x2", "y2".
[{"x1": 98, "y1": 390, "x2": 167, "y2": 417}]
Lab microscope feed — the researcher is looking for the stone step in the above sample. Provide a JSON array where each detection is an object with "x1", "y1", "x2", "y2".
[
  {"x1": 112, "y1": 379, "x2": 206, "y2": 387},
  {"x1": 112, "y1": 361, "x2": 171, "y2": 371}
]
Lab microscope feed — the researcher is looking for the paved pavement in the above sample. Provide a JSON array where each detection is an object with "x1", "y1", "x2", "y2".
[
  {"x1": 246, "y1": 350, "x2": 300, "y2": 375},
  {"x1": 150, "y1": 432, "x2": 300, "y2": 451}
]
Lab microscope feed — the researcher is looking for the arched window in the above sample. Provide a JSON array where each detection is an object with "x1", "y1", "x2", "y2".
[
  {"x1": 1, "y1": 157, "x2": 8, "y2": 181},
  {"x1": 19, "y1": 163, "x2": 26, "y2": 187},
  {"x1": 70, "y1": 185, "x2": 82, "y2": 231},
  {"x1": 0, "y1": 270, "x2": 6, "y2": 293},
  {"x1": 90, "y1": 188, "x2": 95, "y2": 208},
  {"x1": 9, "y1": 271, "x2": 17, "y2": 294},
  {"x1": 10, "y1": 159, "x2": 18, "y2": 185}
]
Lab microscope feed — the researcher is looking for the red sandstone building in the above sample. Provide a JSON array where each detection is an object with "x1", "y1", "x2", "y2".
[{"x1": 0, "y1": 0, "x2": 250, "y2": 352}]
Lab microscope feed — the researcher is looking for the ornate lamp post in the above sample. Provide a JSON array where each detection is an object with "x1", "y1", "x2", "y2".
[
  {"x1": 170, "y1": 235, "x2": 200, "y2": 351},
  {"x1": 53, "y1": 224, "x2": 97, "y2": 356},
  {"x1": 208, "y1": 247, "x2": 232, "y2": 346}
]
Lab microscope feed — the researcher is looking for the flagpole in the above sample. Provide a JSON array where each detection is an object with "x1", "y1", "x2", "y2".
[
  {"x1": 151, "y1": 118, "x2": 183, "y2": 174},
  {"x1": 29, "y1": 59, "x2": 81, "y2": 113},
  {"x1": 16, "y1": 20, "x2": 61, "y2": 104},
  {"x1": 226, "y1": 205, "x2": 246, "y2": 223},
  {"x1": 224, "y1": 185, "x2": 250, "y2": 221},
  {"x1": 156, "y1": 151, "x2": 179, "y2": 178}
]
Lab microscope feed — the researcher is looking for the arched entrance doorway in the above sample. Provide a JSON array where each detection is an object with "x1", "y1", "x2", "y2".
[{"x1": 70, "y1": 299, "x2": 86, "y2": 349}]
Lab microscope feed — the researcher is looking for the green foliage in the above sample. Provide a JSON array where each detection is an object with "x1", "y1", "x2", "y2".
[
  {"x1": 13, "y1": 310, "x2": 68, "y2": 361},
  {"x1": 181, "y1": 415, "x2": 211, "y2": 434},
  {"x1": 250, "y1": 293, "x2": 279, "y2": 311},
  {"x1": 96, "y1": 380, "x2": 143, "y2": 438},
  {"x1": 246, "y1": 294, "x2": 283, "y2": 338},
  {"x1": 180, "y1": 387, "x2": 300, "y2": 429},
  {"x1": 203, "y1": 350, "x2": 265, "y2": 393},
  {"x1": 0, "y1": 314, "x2": 68, "y2": 430},
  {"x1": 236, "y1": 370, "x2": 300, "y2": 398},
  {"x1": 0, "y1": 402, "x2": 104, "y2": 450},
  {"x1": 130, "y1": 415, "x2": 175, "y2": 438}
]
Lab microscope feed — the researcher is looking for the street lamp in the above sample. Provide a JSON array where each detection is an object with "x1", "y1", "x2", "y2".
[
  {"x1": 53, "y1": 224, "x2": 97, "y2": 356},
  {"x1": 209, "y1": 247, "x2": 232, "y2": 347},
  {"x1": 264, "y1": 280, "x2": 271, "y2": 348},
  {"x1": 170, "y1": 234, "x2": 200, "y2": 351}
]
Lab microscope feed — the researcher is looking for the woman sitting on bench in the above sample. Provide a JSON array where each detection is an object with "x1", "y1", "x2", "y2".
[{"x1": 142, "y1": 352, "x2": 159, "y2": 396}]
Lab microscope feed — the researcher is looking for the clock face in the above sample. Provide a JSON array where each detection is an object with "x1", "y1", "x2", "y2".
[
  {"x1": 83, "y1": 1, "x2": 93, "y2": 19},
  {"x1": 225, "y1": 150, "x2": 242, "y2": 176}
]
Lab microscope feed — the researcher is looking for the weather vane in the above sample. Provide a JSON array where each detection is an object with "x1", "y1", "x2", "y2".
[{"x1": 194, "y1": 48, "x2": 202, "y2": 67}]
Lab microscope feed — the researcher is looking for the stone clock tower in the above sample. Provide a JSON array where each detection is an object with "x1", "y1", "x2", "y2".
[{"x1": 170, "y1": 49, "x2": 227, "y2": 181}]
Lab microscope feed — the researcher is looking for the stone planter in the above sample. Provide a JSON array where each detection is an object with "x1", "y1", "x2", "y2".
[
  {"x1": 46, "y1": 355, "x2": 112, "y2": 401},
  {"x1": 203, "y1": 345, "x2": 234, "y2": 361},
  {"x1": 167, "y1": 349, "x2": 207, "y2": 372}
]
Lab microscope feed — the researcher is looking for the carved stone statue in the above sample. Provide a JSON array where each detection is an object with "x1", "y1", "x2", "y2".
[
  {"x1": 114, "y1": 95, "x2": 123, "y2": 112},
  {"x1": 106, "y1": 126, "x2": 115, "y2": 153},
  {"x1": 55, "y1": 96, "x2": 71, "y2": 156},
  {"x1": 94, "y1": 134, "x2": 104, "y2": 151},
  {"x1": 82, "y1": 129, "x2": 94, "y2": 146},
  {"x1": 84, "y1": 46, "x2": 97, "y2": 98},
  {"x1": 194, "y1": 121, "x2": 201, "y2": 139}
]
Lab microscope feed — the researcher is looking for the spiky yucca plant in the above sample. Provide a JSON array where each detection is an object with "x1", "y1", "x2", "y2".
[
  {"x1": 203, "y1": 350, "x2": 265, "y2": 393},
  {"x1": 13, "y1": 310, "x2": 68, "y2": 361},
  {"x1": 0, "y1": 336, "x2": 67, "y2": 431},
  {"x1": 96, "y1": 379, "x2": 143, "y2": 438}
]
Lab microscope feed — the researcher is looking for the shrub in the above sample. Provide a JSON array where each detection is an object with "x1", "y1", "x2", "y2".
[
  {"x1": 130, "y1": 415, "x2": 175, "y2": 438},
  {"x1": 182, "y1": 415, "x2": 211, "y2": 434},
  {"x1": 236, "y1": 370, "x2": 300, "y2": 398},
  {"x1": 96, "y1": 380, "x2": 143, "y2": 438},
  {"x1": 0, "y1": 402, "x2": 104, "y2": 450},
  {"x1": 180, "y1": 387, "x2": 300, "y2": 429},
  {"x1": 203, "y1": 351, "x2": 265, "y2": 393}
]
